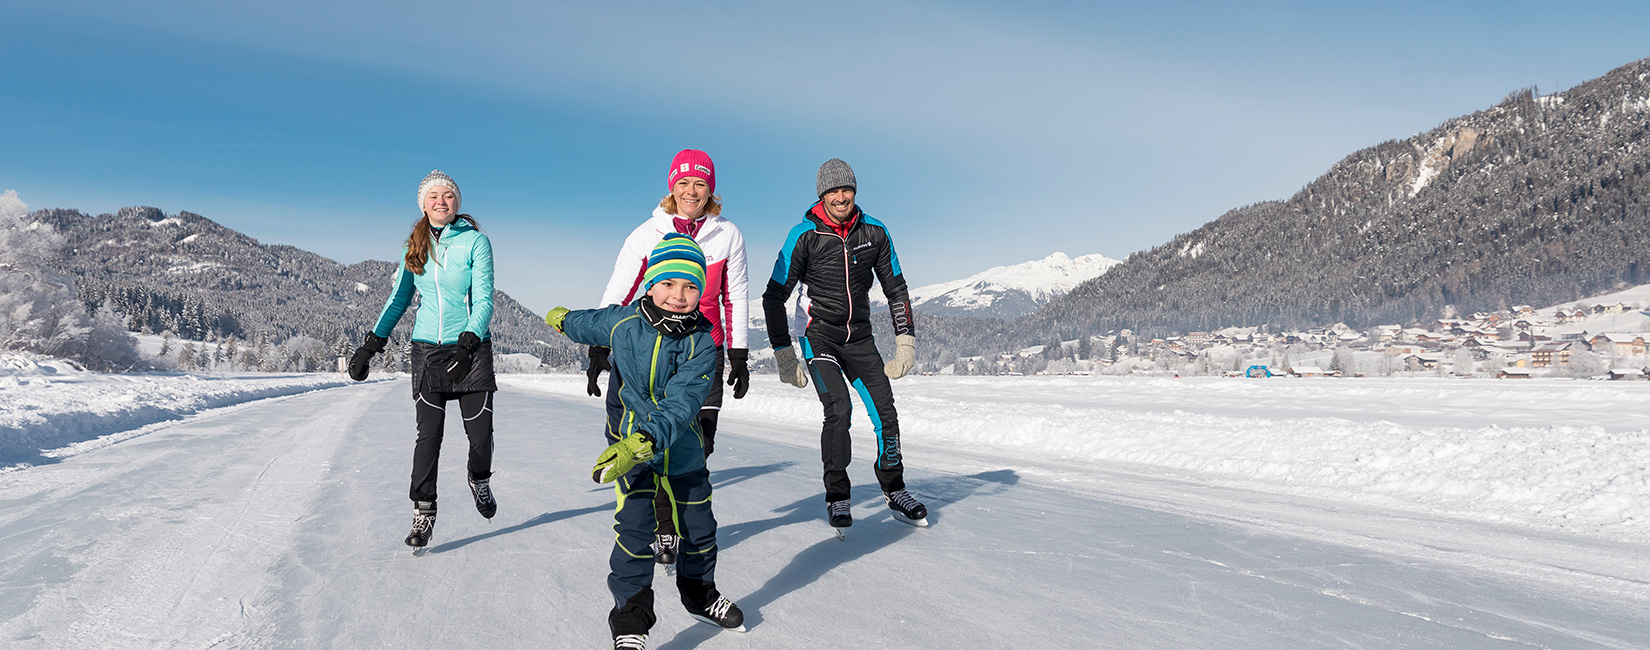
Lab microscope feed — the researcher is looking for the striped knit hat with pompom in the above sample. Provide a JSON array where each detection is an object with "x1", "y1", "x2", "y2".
[{"x1": 643, "y1": 232, "x2": 706, "y2": 292}]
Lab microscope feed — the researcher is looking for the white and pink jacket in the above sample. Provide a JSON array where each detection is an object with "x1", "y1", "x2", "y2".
[{"x1": 600, "y1": 207, "x2": 750, "y2": 350}]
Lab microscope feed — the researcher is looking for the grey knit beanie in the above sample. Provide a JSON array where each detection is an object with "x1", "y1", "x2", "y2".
[
  {"x1": 816, "y1": 158, "x2": 856, "y2": 198},
  {"x1": 417, "y1": 170, "x2": 461, "y2": 213}
]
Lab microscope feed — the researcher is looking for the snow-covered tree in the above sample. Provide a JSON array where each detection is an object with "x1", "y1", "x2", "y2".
[
  {"x1": 1452, "y1": 349, "x2": 1475, "y2": 377},
  {"x1": 0, "y1": 191, "x2": 139, "y2": 370},
  {"x1": 178, "y1": 342, "x2": 197, "y2": 370}
]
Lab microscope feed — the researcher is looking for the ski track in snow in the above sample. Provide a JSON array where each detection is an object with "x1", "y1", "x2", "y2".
[{"x1": 0, "y1": 375, "x2": 1646, "y2": 647}]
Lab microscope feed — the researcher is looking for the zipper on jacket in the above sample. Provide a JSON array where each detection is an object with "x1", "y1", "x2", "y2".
[
  {"x1": 649, "y1": 333, "x2": 662, "y2": 403},
  {"x1": 840, "y1": 240, "x2": 852, "y2": 341},
  {"x1": 647, "y1": 332, "x2": 667, "y2": 471},
  {"x1": 434, "y1": 234, "x2": 446, "y2": 343}
]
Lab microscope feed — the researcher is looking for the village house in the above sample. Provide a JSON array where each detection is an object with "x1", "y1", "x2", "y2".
[
  {"x1": 1414, "y1": 331, "x2": 1447, "y2": 345},
  {"x1": 1530, "y1": 341, "x2": 1573, "y2": 368},
  {"x1": 1588, "y1": 333, "x2": 1648, "y2": 357},
  {"x1": 1515, "y1": 331, "x2": 1552, "y2": 344},
  {"x1": 1404, "y1": 354, "x2": 1441, "y2": 371},
  {"x1": 1554, "y1": 308, "x2": 1588, "y2": 324},
  {"x1": 1497, "y1": 368, "x2": 1534, "y2": 379},
  {"x1": 1384, "y1": 343, "x2": 1426, "y2": 356},
  {"x1": 1609, "y1": 368, "x2": 1646, "y2": 380},
  {"x1": 1460, "y1": 338, "x2": 1502, "y2": 360},
  {"x1": 1289, "y1": 366, "x2": 1327, "y2": 377}
]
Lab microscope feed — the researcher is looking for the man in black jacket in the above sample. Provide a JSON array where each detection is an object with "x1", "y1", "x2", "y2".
[{"x1": 762, "y1": 158, "x2": 928, "y2": 529}]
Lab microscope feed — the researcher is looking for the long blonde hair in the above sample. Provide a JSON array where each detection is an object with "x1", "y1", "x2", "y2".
[
  {"x1": 404, "y1": 214, "x2": 480, "y2": 275},
  {"x1": 659, "y1": 193, "x2": 723, "y2": 217}
]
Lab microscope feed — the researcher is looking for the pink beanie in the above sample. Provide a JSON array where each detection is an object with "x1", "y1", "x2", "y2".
[{"x1": 667, "y1": 149, "x2": 715, "y2": 194}]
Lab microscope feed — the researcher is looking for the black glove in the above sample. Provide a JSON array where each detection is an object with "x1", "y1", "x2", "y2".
[
  {"x1": 446, "y1": 332, "x2": 480, "y2": 383},
  {"x1": 726, "y1": 348, "x2": 750, "y2": 399},
  {"x1": 348, "y1": 333, "x2": 388, "y2": 381},
  {"x1": 586, "y1": 346, "x2": 611, "y2": 397}
]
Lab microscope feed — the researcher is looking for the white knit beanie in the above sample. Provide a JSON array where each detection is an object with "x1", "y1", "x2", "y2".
[{"x1": 417, "y1": 170, "x2": 461, "y2": 213}]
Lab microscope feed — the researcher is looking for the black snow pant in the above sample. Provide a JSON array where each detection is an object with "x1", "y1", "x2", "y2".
[
  {"x1": 605, "y1": 346, "x2": 724, "y2": 538},
  {"x1": 802, "y1": 333, "x2": 905, "y2": 503},
  {"x1": 409, "y1": 389, "x2": 495, "y2": 503},
  {"x1": 607, "y1": 466, "x2": 722, "y2": 636}
]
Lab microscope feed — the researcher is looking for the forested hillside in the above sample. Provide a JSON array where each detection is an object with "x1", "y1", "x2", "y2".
[
  {"x1": 35, "y1": 207, "x2": 581, "y2": 369},
  {"x1": 1014, "y1": 58, "x2": 1650, "y2": 346}
]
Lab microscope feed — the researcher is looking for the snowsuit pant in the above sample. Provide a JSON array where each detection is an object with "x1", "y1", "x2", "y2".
[
  {"x1": 409, "y1": 390, "x2": 494, "y2": 503},
  {"x1": 802, "y1": 333, "x2": 905, "y2": 503},
  {"x1": 607, "y1": 466, "x2": 721, "y2": 636},
  {"x1": 605, "y1": 346, "x2": 724, "y2": 538}
]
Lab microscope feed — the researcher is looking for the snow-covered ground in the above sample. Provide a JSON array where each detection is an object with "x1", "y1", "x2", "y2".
[
  {"x1": 1, "y1": 370, "x2": 1648, "y2": 647},
  {"x1": 0, "y1": 353, "x2": 352, "y2": 468},
  {"x1": 513, "y1": 374, "x2": 1650, "y2": 546}
]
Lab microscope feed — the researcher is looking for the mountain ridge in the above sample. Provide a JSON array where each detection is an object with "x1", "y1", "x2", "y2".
[
  {"x1": 874, "y1": 251, "x2": 1121, "y2": 319},
  {"x1": 1007, "y1": 57, "x2": 1650, "y2": 348},
  {"x1": 34, "y1": 206, "x2": 581, "y2": 368}
]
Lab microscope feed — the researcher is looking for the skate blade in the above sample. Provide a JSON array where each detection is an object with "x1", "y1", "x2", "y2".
[
  {"x1": 892, "y1": 513, "x2": 929, "y2": 527},
  {"x1": 833, "y1": 528, "x2": 846, "y2": 541},
  {"x1": 689, "y1": 614, "x2": 747, "y2": 633},
  {"x1": 410, "y1": 547, "x2": 426, "y2": 557}
]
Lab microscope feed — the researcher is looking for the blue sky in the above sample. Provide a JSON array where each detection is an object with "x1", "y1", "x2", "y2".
[{"x1": 4, "y1": 1, "x2": 1648, "y2": 314}]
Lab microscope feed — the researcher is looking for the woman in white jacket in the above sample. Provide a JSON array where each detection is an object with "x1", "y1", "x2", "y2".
[{"x1": 590, "y1": 149, "x2": 749, "y2": 567}]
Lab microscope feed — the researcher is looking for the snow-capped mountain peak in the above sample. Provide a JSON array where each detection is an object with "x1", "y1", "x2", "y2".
[{"x1": 874, "y1": 252, "x2": 1121, "y2": 319}]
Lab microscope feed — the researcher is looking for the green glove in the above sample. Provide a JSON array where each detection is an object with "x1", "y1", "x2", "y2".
[
  {"x1": 545, "y1": 306, "x2": 570, "y2": 333},
  {"x1": 884, "y1": 334, "x2": 917, "y2": 379},
  {"x1": 591, "y1": 431, "x2": 655, "y2": 483}
]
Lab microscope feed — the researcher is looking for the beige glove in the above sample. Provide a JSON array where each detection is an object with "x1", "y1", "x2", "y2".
[
  {"x1": 774, "y1": 346, "x2": 809, "y2": 388},
  {"x1": 884, "y1": 334, "x2": 917, "y2": 379}
]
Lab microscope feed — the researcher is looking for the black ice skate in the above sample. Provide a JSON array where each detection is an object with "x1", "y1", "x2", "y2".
[
  {"x1": 468, "y1": 476, "x2": 497, "y2": 520},
  {"x1": 827, "y1": 499, "x2": 852, "y2": 540},
  {"x1": 688, "y1": 596, "x2": 747, "y2": 633},
  {"x1": 612, "y1": 632, "x2": 647, "y2": 649},
  {"x1": 406, "y1": 501, "x2": 437, "y2": 552},
  {"x1": 652, "y1": 533, "x2": 679, "y2": 566},
  {"x1": 884, "y1": 489, "x2": 929, "y2": 527}
]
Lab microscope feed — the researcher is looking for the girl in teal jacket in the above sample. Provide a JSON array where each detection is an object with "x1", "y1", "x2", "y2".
[{"x1": 348, "y1": 170, "x2": 499, "y2": 550}]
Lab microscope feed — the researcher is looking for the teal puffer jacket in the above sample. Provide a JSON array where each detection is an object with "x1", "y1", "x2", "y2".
[
  {"x1": 561, "y1": 303, "x2": 716, "y2": 477},
  {"x1": 372, "y1": 218, "x2": 494, "y2": 344}
]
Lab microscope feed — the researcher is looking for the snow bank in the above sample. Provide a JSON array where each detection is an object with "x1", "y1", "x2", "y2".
[
  {"x1": 0, "y1": 354, "x2": 353, "y2": 467},
  {"x1": 504, "y1": 373, "x2": 1650, "y2": 544}
]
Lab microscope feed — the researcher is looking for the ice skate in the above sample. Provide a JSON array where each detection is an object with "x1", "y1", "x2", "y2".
[
  {"x1": 688, "y1": 596, "x2": 747, "y2": 633},
  {"x1": 884, "y1": 489, "x2": 928, "y2": 527},
  {"x1": 468, "y1": 476, "x2": 497, "y2": 520},
  {"x1": 405, "y1": 501, "x2": 437, "y2": 553},
  {"x1": 827, "y1": 499, "x2": 852, "y2": 540}
]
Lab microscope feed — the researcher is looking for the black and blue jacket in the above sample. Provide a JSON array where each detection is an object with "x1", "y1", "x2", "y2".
[{"x1": 762, "y1": 203, "x2": 914, "y2": 349}]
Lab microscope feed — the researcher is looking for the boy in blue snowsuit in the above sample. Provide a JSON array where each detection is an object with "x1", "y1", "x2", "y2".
[{"x1": 546, "y1": 233, "x2": 745, "y2": 649}]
